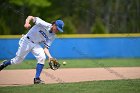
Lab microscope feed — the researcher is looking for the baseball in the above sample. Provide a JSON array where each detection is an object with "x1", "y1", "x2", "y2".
[{"x1": 63, "y1": 61, "x2": 67, "y2": 65}]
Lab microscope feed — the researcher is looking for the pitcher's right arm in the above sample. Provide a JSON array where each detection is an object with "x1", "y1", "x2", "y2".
[{"x1": 24, "y1": 16, "x2": 35, "y2": 29}]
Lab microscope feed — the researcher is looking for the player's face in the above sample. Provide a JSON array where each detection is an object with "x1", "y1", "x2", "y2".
[{"x1": 52, "y1": 24, "x2": 59, "y2": 33}]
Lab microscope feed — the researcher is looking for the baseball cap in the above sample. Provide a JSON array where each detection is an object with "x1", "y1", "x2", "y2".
[{"x1": 55, "y1": 20, "x2": 64, "y2": 32}]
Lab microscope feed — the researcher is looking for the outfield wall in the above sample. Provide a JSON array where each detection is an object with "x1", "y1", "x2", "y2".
[{"x1": 0, "y1": 34, "x2": 140, "y2": 59}]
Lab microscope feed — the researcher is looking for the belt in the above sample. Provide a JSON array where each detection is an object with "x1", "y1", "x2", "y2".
[{"x1": 27, "y1": 36, "x2": 34, "y2": 43}]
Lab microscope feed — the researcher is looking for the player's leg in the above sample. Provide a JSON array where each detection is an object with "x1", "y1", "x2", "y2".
[
  {"x1": 32, "y1": 44, "x2": 46, "y2": 84},
  {"x1": 0, "y1": 37, "x2": 32, "y2": 71}
]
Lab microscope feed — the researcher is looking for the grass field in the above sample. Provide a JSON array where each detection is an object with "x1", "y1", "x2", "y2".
[
  {"x1": 0, "y1": 79, "x2": 140, "y2": 93},
  {"x1": 1, "y1": 58, "x2": 140, "y2": 69},
  {"x1": 0, "y1": 58, "x2": 140, "y2": 93}
]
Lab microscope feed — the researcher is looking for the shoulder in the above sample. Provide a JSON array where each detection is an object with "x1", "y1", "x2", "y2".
[{"x1": 34, "y1": 17, "x2": 51, "y2": 26}]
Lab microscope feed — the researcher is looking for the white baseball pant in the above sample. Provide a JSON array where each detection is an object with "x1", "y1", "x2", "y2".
[{"x1": 10, "y1": 35, "x2": 46, "y2": 65}]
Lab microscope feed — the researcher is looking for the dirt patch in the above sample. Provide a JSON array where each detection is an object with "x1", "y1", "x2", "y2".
[{"x1": 0, "y1": 67, "x2": 140, "y2": 86}]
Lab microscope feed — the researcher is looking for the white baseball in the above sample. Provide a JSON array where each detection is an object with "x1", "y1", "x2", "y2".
[{"x1": 63, "y1": 61, "x2": 67, "y2": 65}]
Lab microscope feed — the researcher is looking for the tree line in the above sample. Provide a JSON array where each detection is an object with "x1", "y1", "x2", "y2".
[{"x1": 0, "y1": 0, "x2": 139, "y2": 35}]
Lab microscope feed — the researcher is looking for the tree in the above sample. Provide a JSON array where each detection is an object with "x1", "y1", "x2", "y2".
[{"x1": 0, "y1": 0, "x2": 140, "y2": 34}]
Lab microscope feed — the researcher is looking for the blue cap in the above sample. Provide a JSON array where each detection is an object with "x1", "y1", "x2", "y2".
[{"x1": 55, "y1": 20, "x2": 64, "y2": 32}]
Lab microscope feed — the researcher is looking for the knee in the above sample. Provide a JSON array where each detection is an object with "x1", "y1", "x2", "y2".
[{"x1": 37, "y1": 55, "x2": 46, "y2": 64}]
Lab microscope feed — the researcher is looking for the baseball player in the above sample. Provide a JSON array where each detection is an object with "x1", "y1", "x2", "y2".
[{"x1": 0, "y1": 16, "x2": 64, "y2": 84}]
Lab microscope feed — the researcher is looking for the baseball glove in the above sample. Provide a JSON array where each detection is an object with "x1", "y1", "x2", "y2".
[{"x1": 49, "y1": 58, "x2": 60, "y2": 70}]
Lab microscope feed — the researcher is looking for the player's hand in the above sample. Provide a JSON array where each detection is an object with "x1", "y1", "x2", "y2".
[
  {"x1": 48, "y1": 57, "x2": 53, "y2": 62},
  {"x1": 24, "y1": 23, "x2": 31, "y2": 29}
]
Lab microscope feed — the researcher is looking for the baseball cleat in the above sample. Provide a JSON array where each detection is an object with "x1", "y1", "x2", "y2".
[
  {"x1": 34, "y1": 78, "x2": 45, "y2": 84},
  {"x1": 0, "y1": 60, "x2": 8, "y2": 71}
]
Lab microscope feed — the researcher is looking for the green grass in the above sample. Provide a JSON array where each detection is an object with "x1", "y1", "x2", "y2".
[
  {"x1": 0, "y1": 79, "x2": 140, "y2": 93},
  {"x1": 1, "y1": 58, "x2": 140, "y2": 69}
]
